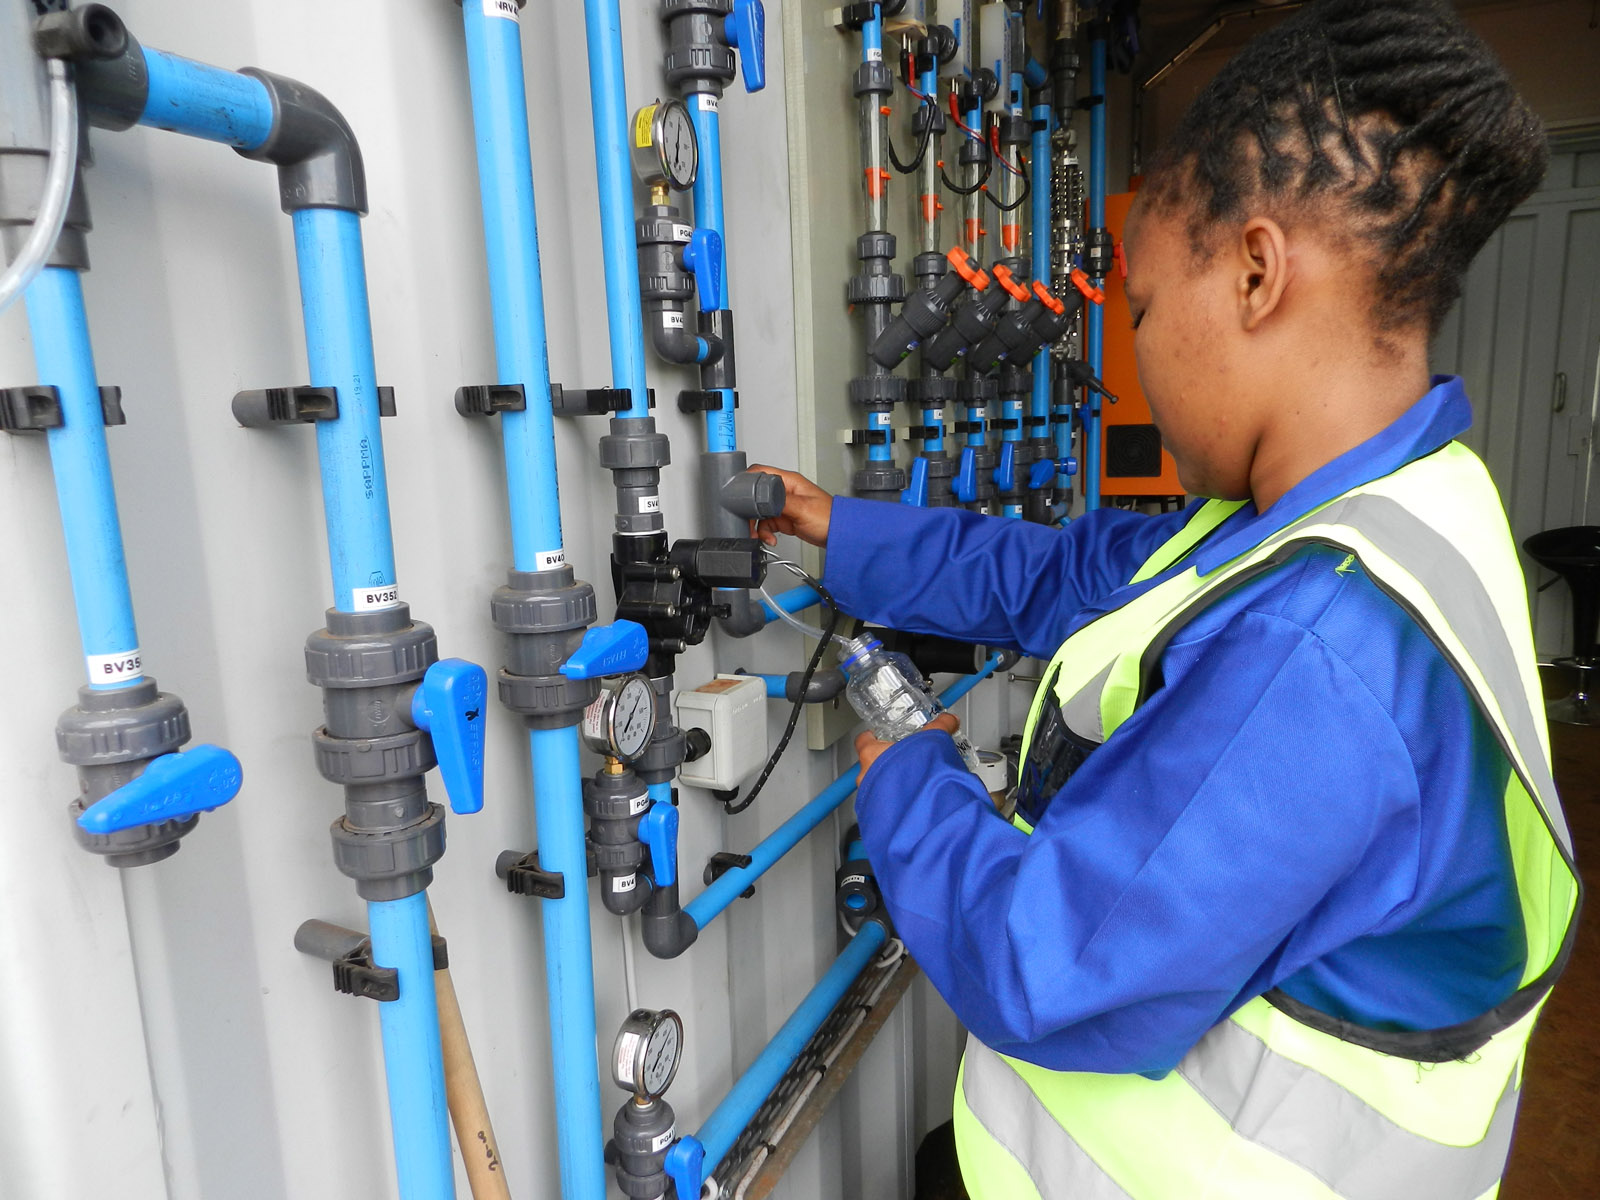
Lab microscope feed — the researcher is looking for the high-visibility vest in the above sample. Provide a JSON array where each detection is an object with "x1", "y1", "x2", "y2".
[{"x1": 952, "y1": 442, "x2": 1579, "y2": 1200}]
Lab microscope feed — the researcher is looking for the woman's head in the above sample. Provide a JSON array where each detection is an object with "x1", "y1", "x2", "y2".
[{"x1": 1125, "y1": 0, "x2": 1545, "y2": 502}]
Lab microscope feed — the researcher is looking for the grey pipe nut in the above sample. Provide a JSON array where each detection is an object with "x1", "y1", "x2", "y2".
[
  {"x1": 70, "y1": 797, "x2": 197, "y2": 868},
  {"x1": 305, "y1": 607, "x2": 437, "y2": 689},
  {"x1": 329, "y1": 803, "x2": 445, "y2": 901},
  {"x1": 491, "y1": 569, "x2": 597, "y2": 635},
  {"x1": 237, "y1": 68, "x2": 366, "y2": 214},
  {"x1": 312, "y1": 725, "x2": 436, "y2": 787},
  {"x1": 498, "y1": 670, "x2": 599, "y2": 730},
  {"x1": 599, "y1": 428, "x2": 672, "y2": 472},
  {"x1": 56, "y1": 679, "x2": 190, "y2": 767}
]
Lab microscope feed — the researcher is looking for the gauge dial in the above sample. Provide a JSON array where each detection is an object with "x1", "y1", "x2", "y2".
[
  {"x1": 630, "y1": 99, "x2": 698, "y2": 191},
  {"x1": 612, "y1": 1008, "x2": 683, "y2": 1099},
  {"x1": 581, "y1": 674, "x2": 656, "y2": 763}
]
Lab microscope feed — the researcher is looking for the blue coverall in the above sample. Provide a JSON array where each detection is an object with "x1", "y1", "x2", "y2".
[{"x1": 821, "y1": 377, "x2": 1526, "y2": 1076}]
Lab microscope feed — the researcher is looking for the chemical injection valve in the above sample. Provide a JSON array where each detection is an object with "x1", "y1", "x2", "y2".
[
  {"x1": 869, "y1": 246, "x2": 991, "y2": 369},
  {"x1": 607, "y1": 1009, "x2": 683, "y2": 1200},
  {"x1": 920, "y1": 262, "x2": 1023, "y2": 372}
]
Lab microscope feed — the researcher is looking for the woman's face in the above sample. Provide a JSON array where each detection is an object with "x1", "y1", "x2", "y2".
[{"x1": 1122, "y1": 203, "x2": 1260, "y2": 501}]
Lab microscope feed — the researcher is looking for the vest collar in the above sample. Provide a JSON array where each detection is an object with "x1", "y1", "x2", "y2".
[{"x1": 1188, "y1": 375, "x2": 1472, "y2": 576}]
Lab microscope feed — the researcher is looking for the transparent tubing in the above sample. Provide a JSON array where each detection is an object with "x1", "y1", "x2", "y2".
[
  {"x1": 0, "y1": 60, "x2": 78, "y2": 316},
  {"x1": 961, "y1": 101, "x2": 984, "y2": 262},
  {"x1": 859, "y1": 96, "x2": 890, "y2": 234},
  {"x1": 998, "y1": 144, "x2": 1022, "y2": 261},
  {"x1": 918, "y1": 66, "x2": 941, "y2": 256}
]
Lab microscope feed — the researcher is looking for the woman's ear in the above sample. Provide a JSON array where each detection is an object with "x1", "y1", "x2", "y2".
[{"x1": 1237, "y1": 216, "x2": 1290, "y2": 331}]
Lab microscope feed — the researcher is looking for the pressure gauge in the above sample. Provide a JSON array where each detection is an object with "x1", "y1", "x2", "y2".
[
  {"x1": 582, "y1": 673, "x2": 656, "y2": 763},
  {"x1": 612, "y1": 1008, "x2": 683, "y2": 1099},
  {"x1": 631, "y1": 99, "x2": 698, "y2": 191}
]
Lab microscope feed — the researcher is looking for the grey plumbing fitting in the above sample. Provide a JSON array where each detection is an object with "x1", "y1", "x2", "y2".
[
  {"x1": 641, "y1": 874, "x2": 699, "y2": 958},
  {"x1": 907, "y1": 376, "x2": 959, "y2": 508},
  {"x1": 608, "y1": 1096, "x2": 679, "y2": 1200},
  {"x1": 305, "y1": 605, "x2": 447, "y2": 902},
  {"x1": 492, "y1": 567, "x2": 599, "y2": 730},
  {"x1": 637, "y1": 204, "x2": 724, "y2": 366},
  {"x1": 585, "y1": 767, "x2": 652, "y2": 916},
  {"x1": 957, "y1": 376, "x2": 999, "y2": 508},
  {"x1": 57, "y1": 679, "x2": 198, "y2": 867},
  {"x1": 849, "y1": 236, "x2": 907, "y2": 503},
  {"x1": 662, "y1": 0, "x2": 737, "y2": 95}
]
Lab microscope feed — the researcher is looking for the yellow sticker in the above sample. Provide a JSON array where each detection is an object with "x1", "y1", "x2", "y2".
[{"x1": 634, "y1": 104, "x2": 656, "y2": 150}]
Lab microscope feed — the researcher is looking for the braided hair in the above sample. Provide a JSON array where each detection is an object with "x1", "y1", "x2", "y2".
[{"x1": 1141, "y1": 0, "x2": 1547, "y2": 332}]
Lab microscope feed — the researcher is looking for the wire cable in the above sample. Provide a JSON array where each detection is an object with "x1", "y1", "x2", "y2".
[
  {"x1": 985, "y1": 171, "x2": 1031, "y2": 212},
  {"x1": 0, "y1": 59, "x2": 78, "y2": 315},
  {"x1": 725, "y1": 559, "x2": 841, "y2": 815},
  {"x1": 941, "y1": 157, "x2": 992, "y2": 196}
]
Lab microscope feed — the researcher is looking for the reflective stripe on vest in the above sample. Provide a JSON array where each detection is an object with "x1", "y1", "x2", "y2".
[{"x1": 959, "y1": 443, "x2": 1577, "y2": 1200}]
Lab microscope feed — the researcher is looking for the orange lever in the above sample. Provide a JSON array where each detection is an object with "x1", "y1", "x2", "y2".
[
  {"x1": 1070, "y1": 267, "x2": 1105, "y2": 305},
  {"x1": 947, "y1": 247, "x2": 990, "y2": 289},
  {"x1": 1113, "y1": 240, "x2": 1128, "y2": 279},
  {"x1": 1032, "y1": 281, "x2": 1066, "y2": 315},
  {"x1": 992, "y1": 264, "x2": 1031, "y2": 304}
]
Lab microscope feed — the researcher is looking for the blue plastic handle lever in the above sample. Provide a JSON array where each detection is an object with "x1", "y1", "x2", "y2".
[
  {"x1": 77, "y1": 744, "x2": 243, "y2": 834},
  {"x1": 1028, "y1": 457, "x2": 1057, "y2": 489},
  {"x1": 994, "y1": 442, "x2": 1017, "y2": 491},
  {"x1": 724, "y1": 0, "x2": 767, "y2": 92},
  {"x1": 682, "y1": 229, "x2": 726, "y2": 312},
  {"x1": 954, "y1": 446, "x2": 979, "y2": 503},
  {"x1": 665, "y1": 1135, "x2": 706, "y2": 1200},
  {"x1": 639, "y1": 800, "x2": 679, "y2": 887},
  {"x1": 411, "y1": 658, "x2": 489, "y2": 816},
  {"x1": 560, "y1": 620, "x2": 650, "y2": 680},
  {"x1": 899, "y1": 455, "x2": 930, "y2": 506}
]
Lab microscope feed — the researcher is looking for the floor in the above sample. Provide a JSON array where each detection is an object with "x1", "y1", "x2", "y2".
[{"x1": 915, "y1": 682, "x2": 1600, "y2": 1200}]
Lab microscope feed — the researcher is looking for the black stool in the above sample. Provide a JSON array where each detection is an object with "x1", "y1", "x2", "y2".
[{"x1": 1523, "y1": 526, "x2": 1600, "y2": 725}]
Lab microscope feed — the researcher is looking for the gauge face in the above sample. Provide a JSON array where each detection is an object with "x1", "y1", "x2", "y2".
[
  {"x1": 657, "y1": 100, "x2": 697, "y2": 190},
  {"x1": 611, "y1": 675, "x2": 655, "y2": 761},
  {"x1": 613, "y1": 1009, "x2": 683, "y2": 1098}
]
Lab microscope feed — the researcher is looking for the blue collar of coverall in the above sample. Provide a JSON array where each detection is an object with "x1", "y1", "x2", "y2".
[{"x1": 1184, "y1": 374, "x2": 1472, "y2": 576}]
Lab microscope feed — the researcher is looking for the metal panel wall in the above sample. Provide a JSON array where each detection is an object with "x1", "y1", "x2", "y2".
[{"x1": 0, "y1": 1, "x2": 1009, "y2": 1196}]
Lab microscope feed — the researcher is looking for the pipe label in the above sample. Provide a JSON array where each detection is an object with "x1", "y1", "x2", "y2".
[
  {"x1": 651, "y1": 1127, "x2": 676, "y2": 1152},
  {"x1": 663, "y1": 311, "x2": 685, "y2": 330},
  {"x1": 482, "y1": 0, "x2": 519, "y2": 19},
  {"x1": 613, "y1": 873, "x2": 637, "y2": 893},
  {"x1": 536, "y1": 549, "x2": 567, "y2": 571},
  {"x1": 86, "y1": 649, "x2": 143, "y2": 684},
  {"x1": 638, "y1": 495, "x2": 662, "y2": 514},
  {"x1": 351, "y1": 583, "x2": 402, "y2": 612},
  {"x1": 866, "y1": 47, "x2": 884, "y2": 63},
  {"x1": 671, "y1": 223, "x2": 693, "y2": 243},
  {"x1": 696, "y1": 94, "x2": 719, "y2": 113}
]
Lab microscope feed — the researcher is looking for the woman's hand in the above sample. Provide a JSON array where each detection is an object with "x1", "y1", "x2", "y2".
[
  {"x1": 855, "y1": 712, "x2": 962, "y2": 777},
  {"x1": 747, "y1": 465, "x2": 833, "y2": 548}
]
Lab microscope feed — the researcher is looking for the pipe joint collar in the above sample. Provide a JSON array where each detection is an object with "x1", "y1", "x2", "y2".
[
  {"x1": 56, "y1": 679, "x2": 189, "y2": 767},
  {"x1": 491, "y1": 569, "x2": 597, "y2": 635},
  {"x1": 600, "y1": 427, "x2": 672, "y2": 472},
  {"x1": 304, "y1": 607, "x2": 437, "y2": 689},
  {"x1": 498, "y1": 670, "x2": 599, "y2": 729},
  {"x1": 236, "y1": 67, "x2": 365, "y2": 213},
  {"x1": 330, "y1": 801, "x2": 445, "y2": 901},
  {"x1": 312, "y1": 724, "x2": 435, "y2": 787}
]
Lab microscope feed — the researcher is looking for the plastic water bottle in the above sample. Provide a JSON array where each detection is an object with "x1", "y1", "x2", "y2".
[{"x1": 838, "y1": 635, "x2": 982, "y2": 771}]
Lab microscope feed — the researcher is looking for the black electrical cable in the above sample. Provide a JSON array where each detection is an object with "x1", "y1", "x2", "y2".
[
  {"x1": 887, "y1": 114, "x2": 934, "y2": 175},
  {"x1": 723, "y1": 563, "x2": 841, "y2": 816},
  {"x1": 984, "y1": 171, "x2": 1031, "y2": 212},
  {"x1": 941, "y1": 157, "x2": 991, "y2": 195}
]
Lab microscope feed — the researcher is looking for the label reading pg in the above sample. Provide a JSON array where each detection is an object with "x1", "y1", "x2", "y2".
[
  {"x1": 482, "y1": 0, "x2": 520, "y2": 20},
  {"x1": 87, "y1": 649, "x2": 142, "y2": 683},
  {"x1": 352, "y1": 583, "x2": 402, "y2": 612}
]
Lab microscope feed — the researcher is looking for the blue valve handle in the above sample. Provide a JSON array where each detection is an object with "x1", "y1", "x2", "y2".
[
  {"x1": 560, "y1": 620, "x2": 650, "y2": 680},
  {"x1": 1028, "y1": 457, "x2": 1057, "y2": 489},
  {"x1": 640, "y1": 800, "x2": 679, "y2": 887},
  {"x1": 666, "y1": 1136, "x2": 706, "y2": 1200},
  {"x1": 411, "y1": 658, "x2": 489, "y2": 816},
  {"x1": 724, "y1": 0, "x2": 767, "y2": 93},
  {"x1": 900, "y1": 455, "x2": 930, "y2": 506},
  {"x1": 994, "y1": 442, "x2": 1017, "y2": 491},
  {"x1": 954, "y1": 446, "x2": 979, "y2": 504},
  {"x1": 682, "y1": 229, "x2": 726, "y2": 312},
  {"x1": 77, "y1": 743, "x2": 243, "y2": 834}
]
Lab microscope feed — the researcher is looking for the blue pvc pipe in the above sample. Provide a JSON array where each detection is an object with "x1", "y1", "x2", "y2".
[
  {"x1": 138, "y1": 48, "x2": 274, "y2": 148},
  {"x1": 526, "y1": 727, "x2": 608, "y2": 1200},
  {"x1": 688, "y1": 101, "x2": 738, "y2": 454},
  {"x1": 582, "y1": 0, "x2": 651, "y2": 416},
  {"x1": 461, "y1": 3, "x2": 565, "y2": 567},
  {"x1": 24, "y1": 268, "x2": 142, "y2": 690},
  {"x1": 1085, "y1": 34, "x2": 1106, "y2": 512},
  {"x1": 291, "y1": 208, "x2": 400, "y2": 611},
  {"x1": 862, "y1": 6, "x2": 883, "y2": 61},
  {"x1": 666, "y1": 920, "x2": 890, "y2": 1194},
  {"x1": 684, "y1": 655, "x2": 1001, "y2": 930},
  {"x1": 367, "y1": 893, "x2": 454, "y2": 1200},
  {"x1": 759, "y1": 584, "x2": 821, "y2": 623},
  {"x1": 460, "y1": 11, "x2": 608, "y2": 1200}
]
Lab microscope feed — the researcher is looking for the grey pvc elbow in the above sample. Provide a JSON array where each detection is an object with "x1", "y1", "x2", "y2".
[
  {"x1": 641, "y1": 882, "x2": 699, "y2": 959},
  {"x1": 718, "y1": 591, "x2": 766, "y2": 638},
  {"x1": 787, "y1": 667, "x2": 845, "y2": 704},
  {"x1": 646, "y1": 302, "x2": 723, "y2": 366},
  {"x1": 237, "y1": 68, "x2": 366, "y2": 214}
]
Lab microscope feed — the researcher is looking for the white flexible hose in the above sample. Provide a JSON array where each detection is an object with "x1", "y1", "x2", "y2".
[
  {"x1": 758, "y1": 579, "x2": 829, "y2": 640},
  {"x1": 0, "y1": 59, "x2": 79, "y2": 315}
]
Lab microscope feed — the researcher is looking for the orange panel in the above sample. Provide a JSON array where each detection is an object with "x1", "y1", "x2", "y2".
[{"x1": 1095, "y1": 191, "x2": 1183, "y2": 498}]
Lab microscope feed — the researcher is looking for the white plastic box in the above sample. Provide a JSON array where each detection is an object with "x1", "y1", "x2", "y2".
[{"x1": 674, "y1": 674, "x2": 769, "y2": 790}]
